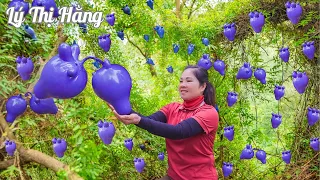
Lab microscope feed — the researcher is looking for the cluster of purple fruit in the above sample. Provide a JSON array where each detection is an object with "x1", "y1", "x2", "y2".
[{"x1": 240, "y1": 145, "x2": 267, "y2": 164}]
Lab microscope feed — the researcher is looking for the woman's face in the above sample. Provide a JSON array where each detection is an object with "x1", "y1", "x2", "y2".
[{"x1": 179, "y1": 68, "x2": 206, "y2": 101}]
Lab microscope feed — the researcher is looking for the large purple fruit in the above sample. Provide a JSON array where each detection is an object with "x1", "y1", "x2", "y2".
[
  {"x1": 282, "y1": 150, "x2": 291, "y2": 164},
  {"x1": 5, "y1": 140, "x2": 16, "y2": 156},
  {"x1": 292, "y1": 71, "x2": 309, "y2": 94},
  {"x1": 286, "y1": 1, "x2": 303, "y2": 25},
  {"x1": 134, "y1": 158, "x2": 145, "y2": 173},
  {"x1": 98, "y1": 120, "x2": 116, "y2": 145},
  {"x1": 158, "y1": 152, "x2": 164, "y2": 161},
  {"x1": 92, "y1": 59, "x2": 132, "y2": 115},
  {"x1": 16, "y1": 56, "x2": 34, "y2": 81},
  {"x1": 213, "y1": 59, "x2": 225, "y2": 76},
  {"x1": 98, "y1": 34, "x2": 111, "y2": 52},
  {"x1": 310, "y1": 138, "x2": 319, "y2": 151},
  {"x1": 274, "y1": 85, "x2": 285, "y2": 100},
  {"x1": 236, "y1": 62, "x2": 252, "y2": 80},
  {"x1": 271, "y1": 113, "x2": 282, "y2": 128},
  {"x1": 52, "y1": 138, "x2": 67, "y2": 158},
  {"x1": 173, "y1": 44, "x2": 179, "y2": 53},
  {"x1": 279, "y1": 47, "x2": 290, "y2": 62},
  {"x1": 256, "y1": 150, "x2": 266, "y2": 164},
  {"x1": 223, "y1": 23, "x2": 236, "y2": 41},
  {"x1": 8, "y1": 0, "x2": 29, "y2": 17},
  {"x1": 302, "y1": 41, "x2": 315, "y2": 60},
  {"x1": 223, "y1": 125, "x2": 234, "y2": 141},
  {"x1": 106, "y1": 13, "x2": 115, "y2": 26},
  {"x1": 187, "y1": 44, "x2": 195, "y2": 55},
  {"x1": 25, "y1": 92, "x2": 58, "y2": 114},
  {"x1": 227, "y1": 92, "x2": 238, "y2": 107},
  {"x1": 6, "y1": 94, "x2": 27, "y2": 123},
  {"x1": 197, "y1": 54, "x2": 212, "y2": 70},
  {"x1": 307, "y1": 107, "x2": 319, "y2": 126},
  {"x1": 124, "y1": 138, "x2": 133, "y2": 151},
  {"x1": 240, "y1": 144, "x2": 254, "y2": 159},
  {"x1": 254, "y1": 68, "x2": 266, "y2": 84},
  {"x1": 31, "y1": 0, "x2": 59, "y2": 17},
  {"x1": 249, "y1": 11, "x2": 265, "y2": 33},
  {"x1": 202, "y1": 38, "x2": 209, "y2": 46},
  {"x1": 222, "y1": 162, "x2": 233, "y2": 177}
]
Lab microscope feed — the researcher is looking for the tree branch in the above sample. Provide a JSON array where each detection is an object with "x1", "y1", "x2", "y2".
[{"x1": 187, "y1": 0, "x2": 197, "y2": 19}]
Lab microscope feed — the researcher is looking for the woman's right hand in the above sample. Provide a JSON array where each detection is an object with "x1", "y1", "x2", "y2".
[{"x1": 106, "y1": 103, "x2": 140, "y2": 125}]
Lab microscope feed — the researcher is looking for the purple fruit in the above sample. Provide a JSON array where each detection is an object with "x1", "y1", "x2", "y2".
[
  {"x1": 256, "y1": 150, "x2": 266, "y2": 164},
  {"x1": 286, "y1": 1, "x2": 303, "y2": 24},
  {"x1": 124, "y1": 138, "x2": 133, "y2": 151},
  {"x1": 98, "y1": 120, "x2": 116, "y2": 145},
  {"x1": 16, "y1": 56, "x2": 34, "y2": 81},
  {"x1": 240, "y1": 144, "x2": 254, "y2": 159},
  {"x1": 202, "y1": 38, "x2": 209, "y2": 46},
  {"x1": 292, "y1": 71, "x2": 309, "y2": 94},
  {"x1": 25, "y1": 92, "x2": 58, "y2": 114},
  {"x1": 254, "y1": 68, "x2": 266, "y2": 84},
  {"x1": 122, "y1": 5, "x2": 131, "y2": 15},
  {"x1": 236, "y1": 62, "x2": 252, "y2": 80},
  {"x1": 279, "y1": 47, "x2": 290, "y2": 62},
  {"x1": 274, "y1": 85, "x2": 285, "y2": 101},
  {"x1": 146, "y1": 58, "x2": 155, "y2": 65},
  {"x1": 282, "y1": 150, "x2": 291, "y2": 164},
  {"x1": 227, "y1": 92, "x2": 238, "y2": 107},
  {"x1": 248, "y1": 11, "x2": 265, "y2": 33},
  {"x1": 213, "y1": 59, "x2": 226, "y2": 76},
  {"x1": 154, "y1": 25, "x2": 165, "y2": 38},
  {"x1": 117, "y1": 30, "x2": 124, "y2": 40},
  {"x1": 222, "y1": 162, "x2": 233, "y2": 177},
  {"x1": 33, "y1": 42, "x2": 87, "y2": 99},
  {"x1": 146, "y1": 0, "x2": 154, "y2": 10},
  {"x1": 31, "y1": 0, "x2": 59, "y2": 17},
  {"x1": 302, "y1": 41, "x2": 315, "y2": 60},
  {"x1": 307, "y1": 107, "x2": 319, "y2": 126},
  {"x1": 5, "y1": 140, "x2": 16, "y2": 156},
  {"x1": 310, "y1": 138, "x2": 319, "y2": 151},
  {"x1": 92, "y1": 59, "x2": 132, "y2": 115},
  {"x1": 158, "y1": 152, "x2": 164, "y2": 161},
  {"x1": 24, "y1": 25, "x2": 37, "y2": 40},
  {"x1": 197, "y1": 54, "x2": 212, "y2": 70},
  {"x1": 106, "y1": 13, "x2": 115, "y2": 26},
  {"x1": 98, "y1": 34, "x2": 111, "y2": 52},
  {"x1": 144, "y1": 35, "x2": 149, "y2": 42},
  {"x1": 173, "y1": 44, "x2": 179, "y2": 53},
  {"x1": 167, "y1": 66, "x2": 173, "y2": 73},
  {"x1": 8, "y1": 0, "x2": 29, "y2": 17},
  {"x1": 271, "y1": 113, "x2": 282, "y2": 128},
  {"x1": 187, "y1": 44, "x2": 195, "y2": 55},
  {"x1": 134, "y1": 158, "x2": 145, "y2": 173},
  {"x1": 223, "y1": 23, "x2": 236, "y2": 41},
  {"x1": 52, "y1": 138, "x2": 67, "y2": 158},
  {"x1": 6, "y1": 94, "x2": 27, "y2": 123},
  {"x1": 223, "y1": 126, "x2": 234, "y2": 141}
]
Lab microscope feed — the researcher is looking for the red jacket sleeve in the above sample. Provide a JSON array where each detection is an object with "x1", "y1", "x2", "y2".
[{"x1": 191, "y1": 107, "x2": 219, "y2": 134}]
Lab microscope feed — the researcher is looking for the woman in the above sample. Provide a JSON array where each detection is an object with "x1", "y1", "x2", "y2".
[{"x1": 108, "y1": 65, "x2": 219, "y2": 180}]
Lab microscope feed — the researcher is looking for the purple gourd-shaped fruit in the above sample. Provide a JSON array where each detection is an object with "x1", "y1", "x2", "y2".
[
  {"x1": 302, "y1": 41, "x2": 315, "y2": 60},
  {"x1": 98, "y1": 120, "x2": 116, "y2": 145},
  {"x1": 117, "y1": 30, "x2": 124, "y2": 40},
  {"x1": 213, "y1": 59, "x2": 226, "y2": 76},
  {"x1": 52, "y1": 138, "x2": 67, "y2": 158},
  {"x1": 146, "y1": 58, "x2": 155, "y2": 65},
  {"x1": 279, "y1": 47, "x2": 290, "y2": 62},
  {"x1": 271, "y1": 113, "x2": 282, "y2": 128},
  {"x1": 274, "y1": 85, "x2": 285, "y2": 101},
  {"x1": 158, "y1": 152, "x2": 164, "y2": 161},
  {"x1": 254, "y1": 68, "x2": 266, "y2": 84},
  {"x1": 25, "y1": 92, "x2": 58, "y2": 114},
  {"x1": 197, "y1": 54, "x2": 212, "y2": 70},
  {"x1": 122, "y1": 5, "x2": 131, "y2": 15},
  {"x1": 31, "y1": 0, "x2": 59, "y2": 17},
  {"x1": 248, "y1": 11, "x2": 265, "y2": 33},
  {"x1": 173, "y1": 44, "x2": 179, "y2": 53},
  {"x1": 307, "y1": 108, "x2": 319, "y2": 126},
  {"x1": 286, "y1": 1, "x2": 303, "y2": 25},
  {"x1": 240, "y1": 144, "x2": 254, "y2": 159},
  {"x1": 223, "y1": 23, "x2": 236, "y2": 41},
  {"x1": 222, "y1": 162, "x2": 233, "y2": 177},
  {"x1": 5, "y1": 94, "x2": 27, "y2": 123},
  {"x1": 202, "y1": 38, "x2": 209, "y2": 46},
  {"x1": 16, "y1": 56, "x2": 34, "y2": 81},
  {"x1": 106, "y1": 13, "x2": 115, "y2": 26},
  {"x1": 282, "y1": 150, "x2": 291, "y2": 164},
  {"x1": 223, "y1": 126, "x2": 234, "y2": 141},
  {"x1": 310, "y1": 138, "x2": 319, "y2": 151},
  {"x1": 144, "y1": 35, "x2": 149, "y2": 42},
  {"x1": 156, "y1": 26, "x2": 165, "y2": 38},
  {"x1": 124, "y1": 138, "x2": 133, "y2": 151},
  {"x1": 236, "y1": 62, "x2": 252, "y2": 80},
  {"x1": 5, "y1": 140, "x2": 16, "y2": 156},
  {"x1": 167, "y1": 66, "x2": 173, "y2": 73},
  {"x1": 292, "y1": 71, "x2": 309, "y2": 94},
  {"x1": 187, "y1": 44, "x2": 195, "y2": 55},
  {"x1": 8, "y1": 0, "x2": 29, "y2": 17},
  {"x1": 146, "y1": 0, "x2": 154, "y2": 10},
  {"x1": 227, "y1": 92, "x2": 238, "y2": 107},
  {"x1": 98, "y1": 34, "x2": 111, "y2": 52},
  {"x1": 24, "y1": 25, "x2": 37, "y2": 40},
  {"x1": 92, "y1": 59, "x2": 132, "y2": 115},
  {"x1": 134, "y1": 158, "x2": 145, "y2": 173},
  {"x1": 256, "y1": 150, "x2": 267, "y2": 164},
  {"x1": 33, "y1": 42, "x2": 87, "y2": 99}
]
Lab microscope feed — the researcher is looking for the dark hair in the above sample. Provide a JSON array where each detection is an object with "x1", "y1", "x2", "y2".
[{"x1": 184, "y1": 65, "x2": 216, "y2": 106}]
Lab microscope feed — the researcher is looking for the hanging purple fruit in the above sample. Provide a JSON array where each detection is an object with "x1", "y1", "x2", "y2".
[
  {"x1": 271, "y1": 113, "x2": 282, "y2": 128},
  {"x1": 254, "y1": 68, "x2": 266, "y2": 84},
  {"x1": 173, "y1": 44, "x2": 179, "y2": 53},
  {"x1": 227, "y1": 92, "x2": 238, "y2": 107},
  {"x1": 248, "y1": 11, "x2": 265, "y2": 33},
  {"x1": 274, "y1": 85, "x2": 285, "y2": 101},
  {"x1": 8, "y1": 0, "x2": 29, "y2": 17},
  {"x1": 98, "y1": 120, "x2": 116, "y2": 145},
  {"x1": 134, "y1": 158, "x2": 145, "y2": 173},
  {"x1": 124, "y1": 138, "x2": 133, "y2": 151},
  {"x1": 302, "y1": 41, "x2": 315, "y2": 60},
  {"x1": 146, "y1": 58, "x2": 155, "y2": 65},
  {"x1": 223, "y1": 126, "x2": 234, "y2": 141},
  {"x1": 154, "y1": 25, "x2": 165, "y2": 38},
  {"x1": 106, "y1": 13, "x2": 115, "y2": 26},
  {"x1": 197, "y1": 54, "x2": 212, "y2": 70},
  {"x1": 213, "y1": 59, "x2": 226, "y2": 76},
  {"x1": 16, "y1": 56, "x2": 34, "y2": 81},
  {"x1": 24, "y1": 25, "x2": 37, "y2": 40},
  {"x1": 240, "y1": 144, "x2": 254, "y2": 159},
  {"x1": 158, "y1": 152, "x2": 165, "y2": 161},
  {"x1": 31, "y1": 0, "x2": 59, "y2": 17},
  {"x1": 285, "y1": 1, "x2": 303, "y2": 25},
  {"x1": 92, "y1": 59, "x2": 132, "y2": 115},
  {"x1": 33, "y1": 42, "x2": 87, "y2": 99},
  {"x1": 222, "y1": 162, "x2": 233, "y2": 177},
  {"x1": 202, "y1": 38, "x2": 209, "y2": 46},
  {"x1": 187, "y1": 44, "x2": 195, "y2": 55},
  {"x1": 236, "y1": 62, "x2": 252, "y2": 80},
  {"x1": 223, "y1": 23, "x2": 236, "y2": 41},
  {"x1": 279, "y1": 47, "x2": 290, "y2": 62},
  {"x1": 255, "y1": 150, "x2": 266, "y2": 164},
  {"x1": 307, "y1": 107, "x2": 319, "y2": 126},
  {"x1": 117, "y1": 30, "x2": 125, "y2": 40},
  {"x1": 310, "y1": 138, "x2": 319, "y2": 151},
  {"x1": 282, "y1": 150, "x2": 291, "y2": 164},
  {"x1": 292, "y1": 71, "x2": 309, "y2": 94},
  {"x1": 52, "y1": 138, "x2": 67, "y2": 158},
  {"x1": 146, "y1": 0, "x2": 154, "y2": 10},
  {"x1": 6, "y1": 94, "x2": 27, "y2": 123},
  {"x1": 78, "y1": 23, "x2": 88, "y2": 33},
  {"x1": 144, "y1": 35, "x2": 149, "y2": 42},
  {"x1": 167, "y1": 66, "x2": 173, "y2": 73},
  {"x1": 122, "y1": 5, "x2": 131, "y2": 15},
  {"x1": 25, "y1": 92, "x2": 58, "y2": 114},
  {"x1": 5, "y1": 140, "x2": 16, "y2": 156},
  {"x1": 98, "y1": 34, "x2": 111, "y2": 52}
]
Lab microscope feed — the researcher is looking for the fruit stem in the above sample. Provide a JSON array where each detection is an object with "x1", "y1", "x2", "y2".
[
  {"x1": 24, "y1": 92, "x2": 33, "y2": 97},
  {"x1": 80, "y1": 56, "x2": 104, "y2": 66}
]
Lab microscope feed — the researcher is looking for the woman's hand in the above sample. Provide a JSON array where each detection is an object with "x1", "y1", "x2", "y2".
[{"x1": 107, "y1": 103, "x2": 141, "y2": 125}]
